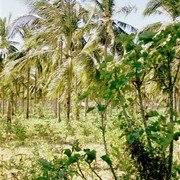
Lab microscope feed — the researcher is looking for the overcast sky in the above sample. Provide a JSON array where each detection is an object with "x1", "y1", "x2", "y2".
[{"x1": 0, "y1": 0, "x2": 172, "y2": 30}]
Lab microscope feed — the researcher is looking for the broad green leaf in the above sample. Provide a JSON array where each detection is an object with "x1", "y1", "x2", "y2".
[
  {"x1": 104, "y1": 72, "x2": 111, "y2": 80},
  {"x1": 133, "y1": 61, "x2": 142, "y2": 71},
  {"x1": 110, "y1": 81, "x2": 116, "y2": 90},
  {"x1": 159, "y1": 134, "x2": 174, "y2": 151},
  {"x1": 86, "y1": 106, "x2": 95, "y2": 113},
  {"x1": 38, "y1": 158, "x2": 52, "y2": 171},
  {"x1": 141, "y1": 52, "x2": 148, "y2": 59},
  {"x1": 158, "y1": 115, "x2": 166, "y2": 123},
  {"x1": 149, "y1": 133, "x2": 160, "y2": 143},
  {"x1": 84, "y1": 149, "x2": 96, "y2": 164},
  {"x1": 126, "y1": 72, "x2": 134, "y2": 78},
  {"x1": 148, "y1": 121, "x2": 161, "y2": 132},
  {"x1": 118, "y1": 77, "x2": 127, "y2": 86},
  {"x1": 127, "y1": 135, "x2": 136, "y2": 144},
  {"x1": 175, "y1": 120, "x2": 180, "y2": 125},
  {"x1": 99, "y1": 125, "x2": 105, "y2": 131},
  {"x1": 125, "y1": 42, "x2": 134, "y2": 52},
  {"x1": 101, "y1": 155, "x2": 112, "y2": 166},
  {"x1": 97, "y1": 104, "x2": 106, "y2": 112},
  {"x1": 115, "y1": 34, "x2": 128, "y2": 43},
  {"x1": 64, "y1": 149, "x2": 72, "y2": 157},
  {"x1": 127, "y1": 130, "x2": 144, "y2": 143},
  {"x1": 95, "y1": 69, "x2": 101, "y2": 80},
  {"x1": 66, "y1": 154, "x2": 80, "y2": 166},
  {"x1": 167, "y1": 122, "x2": 174, "y2": 133},
  {"x1": 73, "y1": 141, "x2": 81, "y2": 152},
  {"x1": 139, "y1": 31, "x2": 155, "y2": 43},
  {"x1": 148, "y1": 110, "x2": 159, "y2": 117}
]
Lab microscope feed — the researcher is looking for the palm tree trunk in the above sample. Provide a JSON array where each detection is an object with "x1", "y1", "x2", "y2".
[
  {"x1": 14, "y1": 82, "x2": 18, "y2": 113},
  {"x1": 0, "y1": 92, "x2": 3, "y2": 116},
  {"x1": 75, "y1": 104, "x2": 80, "y2": 121},
  {"x1": 26, "y1": 67, "x2": 30, "y2": 119},
  {"x1": 2, "y1": 88, "x2": 5, "y2": 116},
  {"x1": 56, "y1": 36, "x2": 63, "y2": 122},
  {"x1": 66, "y1": 55, "x2": 72, "y2": 123},
  {"x1": 104, "y1": 31, "x2": 108, "y2": 58},
  {"x1": 57, "y1": 93, "x2": 61, "y2": 122},
  {"x1": 7, "y1": 94, "x2": 13, "y2": 123},
  {"x1": 22, "y1": 83, "x2": 25, "y2": 113},
  {"x1": 75, "y1": 76, "x2": 80, "y2": 121},
  {"x1": 59, "y1": 37, "x2": 63, "y2": 65},
  {"x1": 0, "y1": 97, "x2": 1, "y2": 115},
  {"x1": 34, "y1": 69, "x2": 37, "y2": 109},
  {"x1": 174, "y1": 86, "x2": 179, "y2": 114},
  {"x1": 66, "y1": 87, "x2": 71, "y2": 122}
]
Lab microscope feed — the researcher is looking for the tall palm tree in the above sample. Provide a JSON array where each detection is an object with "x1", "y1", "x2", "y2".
[
  {"x1": 44, "y1": 0, "x2": 89, "y2": 122},
  {"x1": 93, "y1": 0, "x2": 137, "y2": 57},
  {"x1": 31, "y1": 0, "x2": 86, "y2": 122},
  {"x1": 0, "y1": 16, "x2": 19, "y2": 121}
]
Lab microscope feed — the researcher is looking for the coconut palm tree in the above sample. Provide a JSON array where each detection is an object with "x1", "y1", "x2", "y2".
[
  {"x1": 92, "y1": 0, "x2": 137, "y2": 58},
  {"x1": 0, "y1": 16, "x2": 19, "y2": 121}
]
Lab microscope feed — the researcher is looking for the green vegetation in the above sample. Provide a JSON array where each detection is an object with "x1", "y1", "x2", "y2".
[{"x1": 0, "y1": 0, "x2": 179, "y2": 179}]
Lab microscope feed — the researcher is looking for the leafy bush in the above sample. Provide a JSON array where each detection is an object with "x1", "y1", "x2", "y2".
[{"x1": 14, "y1": 122, "x2": 27, "y2": 141}]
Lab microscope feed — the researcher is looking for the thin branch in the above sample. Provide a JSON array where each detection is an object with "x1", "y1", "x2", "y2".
[
  {"x1": 77, "y1": 161, "x2": 87, "y2": 180},
  {"x1": 88, "y1": 163, "x2": 102, "y2": 180},
  {"x1": 100, "y1": 111, "x2": 118, "y2": 180}
]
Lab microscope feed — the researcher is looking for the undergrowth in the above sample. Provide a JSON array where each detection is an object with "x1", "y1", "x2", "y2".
[{"x1": 0, "y1": 112, "x2": 179, "y2": 179}]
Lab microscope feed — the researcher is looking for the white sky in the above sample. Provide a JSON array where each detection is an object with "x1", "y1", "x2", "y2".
[
  {"x1": 0, "y1": 0, "x2": 28, "y2": 19},
  {"x1": 0, "y1": 0, "x2": 172, "y2": 30}
]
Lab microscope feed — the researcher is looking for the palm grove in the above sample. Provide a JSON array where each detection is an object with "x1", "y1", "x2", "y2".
[{"x1": 0, "y1": 0, "x2": 179, "y2": 179}]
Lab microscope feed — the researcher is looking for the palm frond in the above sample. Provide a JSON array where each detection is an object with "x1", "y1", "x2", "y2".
[
  {"x1": 143, "y1": 0, "x2": 180, "y2": 20},
  {"x1": 8, "y1": 14, "x2": 43, "y2": 38},
  {"x1": 8, "y1": 45, "x2": 19, "y2": 53},
  {"x1": 76, "y1": 52, "x2": 97, "y2": 85},
  {"x1": 0, "y1": 18, "x2": 8, "y2": 37},
  {"x1": 8, "y1": 49, "x2": 54, "y2": 73},
  {"x1": 118, "y1": 4, "x2": 137, "y2": 16},
  {"x1": 95, "y1": 0, "x2": 104, "y2": 12},
  {"x1": 114, "y1": 21, "x2": 138, "y2": 34},
  {"x1": 47, "y1": 60, "x2": 72, "y2": 97},
  {"x1": 143, "y1": 0, "x2": 162, "y2": 16},
  {"x1": 139, "y1": 22, "x2": 162, "y2": 34}
]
